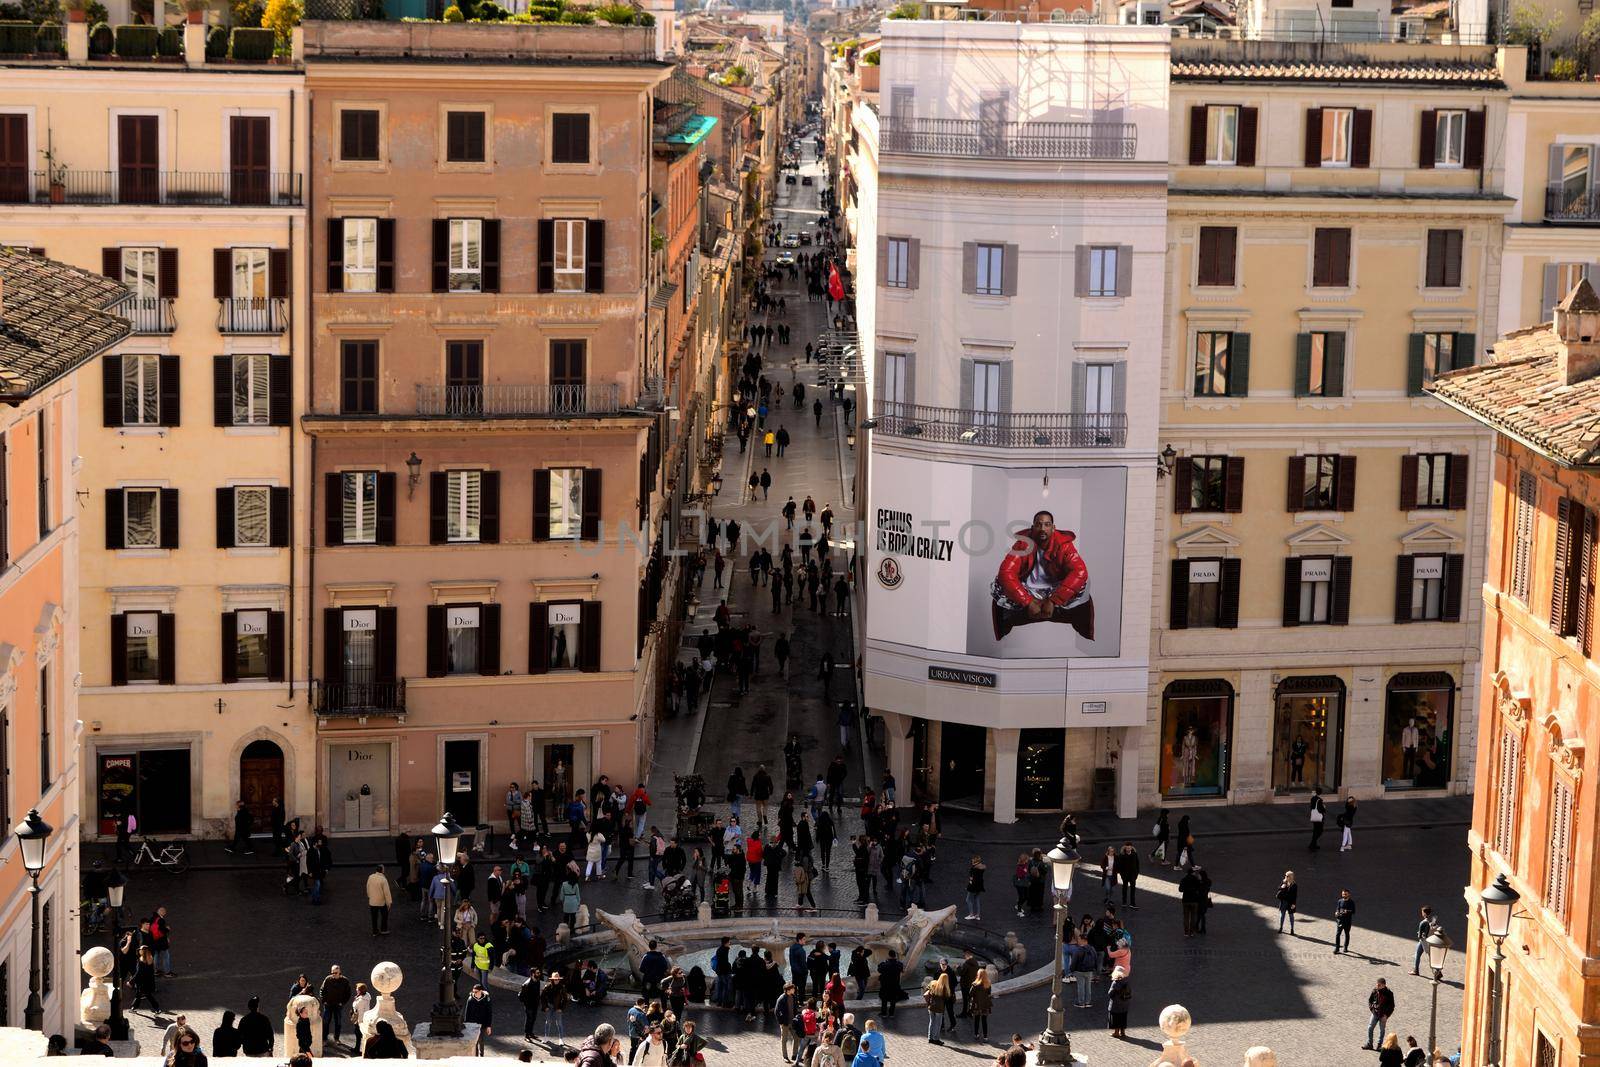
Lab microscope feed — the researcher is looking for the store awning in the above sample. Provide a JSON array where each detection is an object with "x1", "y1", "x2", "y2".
[{"x1": 666, "y1": 114, "x2": 719, "y2": 146}]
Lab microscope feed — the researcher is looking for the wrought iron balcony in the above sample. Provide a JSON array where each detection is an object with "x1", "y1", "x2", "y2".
[
  {"x1": 414, "y1": 382, "x2": 622, "y2": 417},
  {"x1": 880, "y1": 118, "x2": 1137, "y2": 162},
  {"x1": 124, "y1": 296, "x2": 176, "y2": 335},
  {"x1": 313, "y1": 679, "x2": 407, "y2": 718},
  {"x1": 872, "y1": 401, "x2": 1127, "y2": 448},
  {"x1": 218, "y1": 297, "x2": 288, "y2": 334},
  {"x1": 6, "y1": 170, "x2": 303, "y2": 207},
  {"x1": 1545, "y1": 187, "x2": 1600, "y2": 223}
]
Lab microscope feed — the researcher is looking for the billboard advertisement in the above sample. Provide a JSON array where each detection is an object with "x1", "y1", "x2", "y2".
[{"x1": 868, "y1": 454, "x2": 1126, "y2": 661}]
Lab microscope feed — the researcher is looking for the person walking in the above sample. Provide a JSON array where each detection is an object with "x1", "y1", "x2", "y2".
[
  {"x1": 1362, "y1": 978, "x2": 1396, "y2": 1050},
  {"x1": 1114, "y1": 842, "x2": 1140, "y2": 908},
  {"x1": 365, "y1": 864, "x2": 392, "y2": 936},
  {"x1": 541, "y1": 973, "x2": 568, "y2": 1046},
  {"x1": 149, "y1": 905, "x2": 174, "y2": 976},
  {"x1": 227, "y1": 801, "x2": 255, "y2": 855},
  {"x1": 777, "y1": 426, "x2": 791, "y2": 457},
  {"x1": 349, "y1": 982, "x2": 375, "y2": 1054},
  {"x1": 1106, "y1": 966, "x2": 1132, "y2": 1040},
  {"x1": 876, "y1": 950, "x2": 905, "y2": 1017},
  {"x1": 1411, "y1": 906, "x2": 1439, "y2": 975},
  {"x1": 764, "y1": 430, "x2": 776, "y2": 457},
  {"x1": 1340, "y1": 795, "x2": 1358, "y2": 851},
  {"x1": 761, "y1": 469, "x2": 773, "y2": 501},
  {"x1": 1276, "y1": 871, "x2": 1299, "y2": 934},
  {"x1": 1309, "y1": 791, "x2": 1327, "y2": 851},
  {"x1": 964, "y1": 856, "x2": 986, "y2": 920},
  {"x1": 1333, "y1": 888, "x2": 1357, "y2": 954},
  {"x1": 1179, "y1": 867, "x2": 1206, "y2": 938},
  {"x1": 319, "y1": 965, "x2": 353, "y2": 1049},
  {"x1": 1149, "y1": 809, "x2": 1169, "y2": 863},
  {"x1": 795, "y1": 862, "x2": 818, "y2": 914},
  {"x1": 130, "y1": 947, "x2": 160, "y2": 1011},
  {"x1": 968, "y1": 968, "x2": 993, "y2": 1041},
  {"x1": 519, "y1": 971, "x2": 543, "y2": 1043}
]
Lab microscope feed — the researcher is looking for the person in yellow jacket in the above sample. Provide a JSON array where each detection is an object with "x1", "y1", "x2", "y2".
[
  {"x1": 471, "y1": 933, "x2": 495, "y2": 989},
  {"x1": 365, "y1": 863, "x2": 393, "y2": 937},
  {"x1": 764, "y1": 429, "x2": 777, "y2": 457}
]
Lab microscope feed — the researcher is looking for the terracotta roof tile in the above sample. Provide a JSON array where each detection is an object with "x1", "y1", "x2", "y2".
[
  {"x1": 0, "y1": 249, "x2": 130, "y2": 399},
  {"x1": 1171, "y1": 58, "x2": 1502, "y2": 86}
]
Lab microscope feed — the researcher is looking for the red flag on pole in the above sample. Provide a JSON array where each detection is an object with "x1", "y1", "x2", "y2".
[{"x1": 827, "y1": 262, "x2": 844, "y2": 302}]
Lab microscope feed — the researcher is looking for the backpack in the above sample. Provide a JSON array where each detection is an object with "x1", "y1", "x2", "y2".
[{"x1": 839, "y1": 1029, "x2": 860, "y2": 1057}]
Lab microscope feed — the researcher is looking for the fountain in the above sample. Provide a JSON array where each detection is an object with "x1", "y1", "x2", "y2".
[{"x1": 593, "y1": 909, "x2": 687, "y2": 976}]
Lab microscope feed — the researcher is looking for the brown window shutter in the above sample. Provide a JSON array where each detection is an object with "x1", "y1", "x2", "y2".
[
  {"x1": 585, "y1": 220, "x2": 606, "y2": 293},
  {"x1": 1330, "y1": 557, "x2": 1353, "y2": 625},
  {"x1": 110, "y1": 616, "x2": 128, "y2": 686},
  {"x1": 103, "y1": 356, "x2": 123, "y2": 428},
  {"x1": 159, "y1": 487, "x2": 180, "y2": 548},
  {"x1": 1169, "y1": 562, "x2": 1189, "y2": 630},
  {"x1": 322, "y1": 608, "x2": 342, "y2": 684},
  {"x1": 1334, "y1": 229, "x2": 1351, "y2": 286},
  {"x1": 1281, "y1": 558, "x2": 1301, "y2": 627},
  {"x1": 324, "y1": 473, "x2": 344, "y2": 547},
  {"x1": 578, "y1": 600, "x2": 602, "y2": 672},
  {"x1": 216, "y1": 486, "x2": 235, "y2": 548},
  {"x1": 1394, "y1": 554, "x2": 1415, "y2": 623},
  {"x1": 1001, "y1": 243, "x2": 1019, "y2": 297},
  {"x1": 1224, "y1": 456, "x2": 1245, "y2": 513},
  {"x1": 533, "y1": 469, "x2": 551, "y2": 541},
  {"x1": 1551, "y1": 497, "x2": 1572, "y2": 632},
  {"x1": 907, "y1": 238, "x2": 921, "y2": 290},
  {"x1": 1443, "y1": 553, "x2": 1467, "y2": 625},
  {"x1": 1336, "y1": 455, "x2": 1358, "y2": 511},
  {"x1": 376, "y1": 218, "x2": 395, "y2": 292},
  {"x1": 340, "y1": 111, "x2": 359, "y2": 161},
  {"x1": 158, "y1": 356, "x2": 181, "y2": 428},
  {"x1": 269, "y1": 248, "x2": 290, "y2": 297},
  {"x1": 1237, "y1": 107, "x2": 1258, "y2": 167},
  {"x1": 375, "y1": 607, "x2": 397, "y2": 685},
  {"x1": 157, "y1": 613, "x2": 176, "y2": 684},
  {"x1": 482, "y1": 219, "x2": 501, "y2": 293},
  {"x1": 877, "y1": 236, "x2": 889, "y2": 286},
  {"x1": 1425, "y1": 232, "x2": 1442, "y2": 287},
  {"x1": 1285, "y1": 456, "x2": 1305, "y2": 513},
  {"x1": 431, "y1": 219, "x2": 449, "y2": 293},
  {"x1": 1173, "y1": 459, "x2": 1192, "y2": 514},
  {"x1": 105, "y1": 488, "x2": 125, "y2": 550},
  {"x1": 1399, "y1": 455, "x2": 1419, "y2": 510},
  {"x1": 269, "y1": 486, "x2": 290, "y2": 547},
  {"x1": 1464, "y1": 109, "x2": 1486, "y2": 170},
  {"x1": 528, "y1": 602, "x2": 550, "y2": 674},
  {"x1": 426, "y1": 604, "x2": 446, "y2": 677},
  {"x1": 1351, "y1": 109, "x2": 1373, "y2": 168},
  {"x1": 1217, "y1": 228, "x2": 1236, "y2": 286},
  {"x1": 267, "y1": 611, "x2": 285, "y2": 683},
  {"x1": 268, "y1": 356, "x2": 291, "y2": 427},
  {"x1": 1579, "y1": 509, "x2": 1597, "y2": 654},
  {"x1": 1303, "y1": 108, "x2": 1323, "y2": 168},
  {"x1": 480, "y1": 471, "x2": 500, "y2": 544},
  {"x1": 214, "y1": 248, "x2": 232, "y2": 299},
  {"x1": 479, "y1": 604, "x2": 501, "y2": 676},
  {"x1": 537, "y1": 219, "x2": 555, "y2": 293},
  {"x1": 1447, "y1": 454, "x2": 1470, "y2": 509},
  {"x1": 326, "y1": 218, "x2": 344, "y2": 292},
  {"x1": 1188, "y1": 105, "x2": 1207, "y2": 166},
  {"x1": 1219, "y1": 558, "x2": 1242, "y2": 628},
  {"x1": 375, "y1": 472, "x2": 396, "y2": 545},
  {"x1": 102, "y1": 247, "x2": 121, "y2": 279},
  {"x1": 429, "y1": 471, "x2": 447, "y2": 545},
  {"x1": 158, "y1": 247, "x2": 178, "y2": 298},
  {"x1": 221, "y1": 611, "x2": 239, "y2": 684},
  {"x1": 961, "y1": 242, "x2": 977, "y2": 294},
  {"x1": 1418, "y1": 110, "x2": 1437, "y2": 169},
  {"x1": 580, "y1": 468, "x2": 602, "y2": 540}
]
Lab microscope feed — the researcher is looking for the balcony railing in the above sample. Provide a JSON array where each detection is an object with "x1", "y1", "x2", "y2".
[
  {"x1": 872, "y1": 401, "x2": 1128, "y2": 448},
  {"x1": 313, "y1": 679, "x2": 407, "y2": 718},
  {"x1": 124, "y1": 296, "x2": 176, "y2": 335},
  {"x1": 414, "y1": 382, "x2": 622, "y2": 417},
  {"x1": 1545, "y1": 187, "x2": 1600, "y2": 223},
  {"x1": 5, "y1": 170, "x2": 303, "y2": 207},
  {"x1": 880, "y1": 118, "x2": 1137, "y2": 162},
  {"x1": 217, "y1": 297, "x2": 288, "y2": 334}
]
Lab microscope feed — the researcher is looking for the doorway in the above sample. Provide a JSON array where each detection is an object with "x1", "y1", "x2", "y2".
[
  {"x1": 444, "y1": 739, "x2": 481, "y2": 826},
  {"x1": 239, "y1": 739, "x2": 285, "y2": 831},
  {"x1": 938, "y1": 722, "x2": 987, "y2": 805}
]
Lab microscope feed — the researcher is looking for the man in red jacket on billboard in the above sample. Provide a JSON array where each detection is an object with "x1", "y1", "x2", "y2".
[{"x1": 990, "y1": 510, "x2": 1095, "y2": 642}]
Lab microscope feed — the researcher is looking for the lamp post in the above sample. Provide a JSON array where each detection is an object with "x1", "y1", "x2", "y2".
[
  {"x1": 1425, "y1": 928, "x2": 1450, "y2": 1055},
  {"x1": 14, "y1": 809, "x2": 53, "y2": 1032},
  {"x1": 1481, "y1": 873, "x2": 1520, "y2": 1067},
  {"x1": 1036, "y1": 836, "x2": 1080, "y2": 1064},
  {"x1": 105, "y1": 868, "x2": 129, "y2": 1041},
  {"x1": 429, "y1": 812, "x2": 464, "y2": 1038}
]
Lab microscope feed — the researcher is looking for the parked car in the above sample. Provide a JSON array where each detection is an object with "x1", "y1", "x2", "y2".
[
  {"x1": 786, "y1": 173, "x2": 797, "y2": 185},
  {"x1": 798, "y1": 232, "x2": 812, "y2": 246},
  {"x1": 801, "y1": 175, "x2": 814, "y2": 185}
]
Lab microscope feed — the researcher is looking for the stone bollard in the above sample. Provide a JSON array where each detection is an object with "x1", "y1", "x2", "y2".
[
  {"x1": 1150, "y1": 1004, "x2": 1192, "y2": 1066},
  {"x1": 698, "y1": 902, "x2": 712, "y2": 924},
  {"x1": 555, "y1": 922, "x2": 572, "y2": 945},
  {"x1": 80, "y1": 947, "x2": 114, "y2": 1027},
  {"x1": 577, "y1": 904, "x2": 590, "y2": 930},
  {"x1": 1244, "y1": 1048, "x2": 1277, "y2": 1067},
  {"x1": 864, "y1": 903, "x2": 878, "y2": 924},
  {"x1": 285, "y1": 992, "x2": 323, "y2": 1049},
  {"x1": 362, "y1": 961, "x2": 412, "y2": 1047}
]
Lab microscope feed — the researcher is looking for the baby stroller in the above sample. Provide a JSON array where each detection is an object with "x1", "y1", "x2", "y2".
[{"x1": 711, "y1": 877, "x2": 732, "y2": 918}]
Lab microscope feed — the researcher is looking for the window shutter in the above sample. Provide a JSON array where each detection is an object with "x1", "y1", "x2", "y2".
[
  {"x1": 1312, "y1": 231, "x2": 1330, "y2": 287},
  {"x1": 903, "y1": 354, "x2": 916, "y2": 404},
  {"x1": 1187, "y1": 105, "x2": 1207, "y2": 166},
  {"x1": 998, "y1": 360, "x2": 1014, "y2": 412},
  {"x1": 158, "y1": 356, "x2": 180, "y2": 427},
  {"x1": 1331, "y1": 556, "x2": 1353, "y2": 625},
  {"x1": 578, "y1": 600, "x2": 602, "y2": 672},
  {"x1": 1400, "y1": 455, "x2": 1420, "y2": 510},
  {"x1": 373, "y1": 218, "x2": 395, "y2": 293},
  {"x1": 1407, "y1": 334, "x2": 1427, "y2": 396},
  {"x1": 375, "y1": 607, "x2": 398, "y2": 685},
  {"x1": 431, "y1": 219, "x2": 449, "y2": 293},
  {"x1": 479, "y1": 603, "x2": 501, "y2": 677},
  {"x1": 270, "y1": 248, "x2": 290, "y2": 297},
  {"x1": 216, "y1": 486, "x2": 235, "y2": 548},
  {"x1": 429, "y1": 471, "x2": 447, "y2": 545},
  {"x1": 1323, "y1": 333, "x2": 1345, "y2": 398},
  {"x1": 1070, "y1": 362, "x2": 1087, "y2": 416},
  {"x1": 907, "y1": 238, "x2": 921, "y2": 289},
  {"x1": 1453, "y1": 332, "x2": 1477, "y2": 370},
  {"x1": 102, "y1": 355, "x2": 123, "y2": 427},
  {"x1": 1552, "y1": 497, "x2": 1573, "y2": 632},
  {"x1": 958, "y1": 357, "x2": 975, "y2": 413},
  {"x1": 326, "y1": 218, "x2": 345, "y2": 292},
  {"x1": 322, "y1": 608, "x2": 342, "y2": 684},
  {"x1": 110, "y1": 616, "x2": 128, "y2": 686},
  {"x1": 528, "y1": 602, "x2": 550, "y2": 674},
  {"x1": 269, "y1": 356, "x2": 291, "y2": 426},
  {"x1": 159, "y1": 488, "x2": 179, "y2": 548},
  {"x1": 1580, "y1": 509, "x2": 1598, "y2": 654},
  {"x1": 586, "y1": 220, "x2": 606, "y2": 293},
  {"x1": 375, "y1": 471, "x2": 396, "y2": 545},
  {"x1": 1219, "y1": 558, "x2": 1242, "y2": 628},
  {"x1": 213, "y1": 355, "x2": 232, "y2": 426},
  {"x1": 267, "y1": 610, "x2": 285, "y2": 682},
  {"x1": 1238, "y1": 107, "x2": 1259, "y2": 167},
  {"x1": 537, "y1": 219, "x2": 555, "y2": 293},
  {"x1": 105, "y1": 488, "x2": 126, "y2": 550},
  {"x1": 1225, "y1": 457, "x2": 1246, "y2": 513},
  {"x1": 1418, "y1": 110, "x2": 1437, "y2": 168},
  {"x1": 1281, "y1": 558, "x2": 1301, "y2": 627},
  {"x1": 1303, "y1": 108, "x2": 1323, "y2": 168},
  {"x1": 157, "y1": 612, "x2": 176, "y2": 684},
  {"x1": 1173, "y1": 458, "x2": 1192, "y2": 514},
  {"x1": 1394, "y1": 554, "x2": 1416, "y2": 623},
  {"x1": 1169, "y1": 562, "x2": 1190, "y2": 630},
  {"x1": 961, "y1": 242, "x2": 976, "y2": 294},
  {"x1": 1447, "y1": 454, "x2": 1470, "y2": 510},
  {"x1": 1116, "y1": 245, "x2": 1133, "y2": 297},
  {"x1": 102, "y1": 247, "x2": 121, "y2": 279},
  {"x1": 1465, "y1": 109, "x2": 1486, "y2": 169},
  {"x1": 1336, "y1": 455, "x2": 1357, "y2": 511},
  {"x1": 1443, "y1": 553, "x2": 1467, "y2": 624},
  {"x1": 221, "y1": 611, "x2": 239, "y2": 683},
  {"x1": 1111, "y1": 362, "x2": 1127, "y2": 416},
  {"x1": 1351, "y1": 109, "x2": 1373, "y2": 168},
  {"x1": 480, "y1": 471, "x2": 500, "y2": 544},
  {"x1": 213, "y1": 248, "x2": 232, "y2": 300},
  {"x1": 426, "y1": 604, "x2": 446, "y2": 677},
  {"x1": 1426, "y1": 232, "x2": 1443, "y2": 288},
  {"x1": 580, "y1": 468, "x2": 602, "y2": 540},
  {"x1": 1541, "y1": 264, "x2": 1560, "y2": 322},
  {"x1": 1228, "y1": 333, "x2": 1250, "y2": 396},
  {"x1": 1293, "y1": 334, "x2": 1313, "y2": 397},
  {"x1": 158, "y1": 248, "x2": 178, "y2": 298},
  {"x1": 533, "y1": 469, "x2": 551, "y2": 542},
  {"x1": 876, "y1": 236, "x2": 889, "y2": 287},
  {"x1": 269, "y1": 486, "x2": 290, "y2": 547},
  {"x1": 1073, "y1": 246, "x2": 1089, "y2": 298},
  {"x1": 1001, "y1": 243, "x2": 1019, "y2": 297},
  {"x1": 1285, "y1": 456, "x2": 1305, "y2": 512},
  {"x1": 482, "y1": 219, "x2": 501, "y2": 293},
  {"x1": 324, "y1": 473, "x2": 343, "y2": 547},
  {"x1": 1197, "y1": 228, "x2": 1215, "y2": 285}
]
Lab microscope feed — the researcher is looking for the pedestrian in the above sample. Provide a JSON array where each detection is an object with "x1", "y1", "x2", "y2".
[
  {"x1": 784, "y1": 497, "x2": 798, "y2": 529},
  {"x1": 541, "y1": 973, "x2": 568, "y2": 1045},
  {"x1": 765, "y1": 430, "x2": 776, "y2": 457},
  {"x1": 520, "y1": 970, "x2": 543, "y2": 1042},
  {"x1": 814, "y1": 398, "x2": 823, "y2": 427},
  {"x1": 1309, "y1": 791, "x2": 1327, "y2": 851},
  {"x1": 964, "y1": 856, "x2": 986, "y2": 920},
  {"x1": 968, "y1": 968, "x2": 992, "y2": 1041},
  {"x1": 363, "y1": 865, "x2": 392, "y2": 936},
  {"x1": 319, "y1": 964, "x2": 352, "y2": 1049},
  {"x1": 761, "y1": 468, "x2": 773, "y2": 500},
  {"x1": 923, "y1": 973, "x2": 952, "y2": 1045},
  {"x1": 1363, "y1": 978, "x2": 1396, "y2": 1049},
  {"x1": 1411, "y1": 906, "x2": 1439, "y2": 975},
  {"x1": 748, "y1": 470, "x2": 761, "y2": 502},
  {"x1": 833, "y1": 577, "x2": 849, "y2": 615},
  {"x1": 1114, "y1": 842, "x2": 1140, "y2": 907},
  {"x1": 1340, "y1": 795, "x2": 1358, "y2": 851},
  {"x1": 227, "y1": 801, "x2": 255, "y2": 855},
  {"x1": 1012, "y1": 853, "x2": 1031, "y2": 917},
  {"x1": 1106, "y1": 966, "x2": 1132, "y2": 1039},
  {"x1": 1377, "y1": 1034, "x2": 1406, "y2": 1066},
  {"x1": 167, "y1": 1025, "x2": 206, "y2": 1067},
  {"x1": 1179, "y1": 867, "x2": 1206, "y2": 938},
  {"x1": 1149, "y1": 808, "x2": 1169, "y2": 862},
  {"x1": 876, "y1": 949, "x2": 904, "y2": 1017},
  {"x1": 795, "y1": 862, "x2": 818, "y2": 913},
  {"x1": 130, "y1": 946, "x2": 160, "y2": 1010},
  {"x1": 1334, "y1": 888, "x2": 1357, "y2": 954},
  {"x1": 1100, "y1": 846, "x2": 1117, "y2": 906},
  {"x1": 349, "y1": 982, "x2": 375, "y2": 1054},
  {"x1": 293, "y1": 1004, "x2": 314, "y2": 1056},
  {"x1": 149, "y1": 905, "x2": 174, "y2": 975},
  {"x1": 777, "y1": 426, "x2": 791, "y2": 457},
  {"x1": 1276, "y1": 871, "x2": 1299, "y2": 934},
  {"x1": 237, "y1": 996, "x2": 273, "y2": 1056},
  {"x1": 365, "y1": 1020, "x2": 408, "y2": 1059}
]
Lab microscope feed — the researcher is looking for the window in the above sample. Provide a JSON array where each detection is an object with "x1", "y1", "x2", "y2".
[
  {"x1": 36, "y1": 411, "x2": 47, "y2": 537},
  {"x1": 122, "y1": 353, "x2": 160, "y2": 426},
  {"x1": 882, "y1": 352, "x2": 910, "y2": 406},
  {"x1": 1410, "y1": 554, "x2": 1447, "y2": 620},
  {"x1": 1321, "y1": 107, "x2": 1353, "y2": 166},
  {"x1": 1082, "y1": 363, "x2": 1115, "y2": 415},
  {"x1": 974, "y1": 243, "x2": 1004, "y2": 296},
  {"x1": 446, "y1": 110, "x2": 486, "y2": 163},
  {"x1": 1545, "y1": 263, "x2": 1591, "y2": 320},
  {"x1": 1086, "y1": 247, "x2": 1120, "y2": 297},
  {"x1": 547, "y1": 602, "x2": 582, "y2": 670},
  {"x1": 1312, "y1": 228, "x2": 1351, "y2": 288},
  {"x1": 1206, "y1": 105, "x2": 1238, "y2": 165},
  {"x1": 549, "y1": 468, "x2": 584, "y2": 539},
  {"x1": 1492, "y1": 728, "x2": 1521, "y2": 859},
  {"x1": 123, "y1": 612, "x2": 162, "y2": 682},
  {"x1": 447, "y1": 218, "x2": 482, "y2": 293},
  {"x1": 1188, "y1": 455, "x2": 1228, "y2": 512},
  {"x1": 1536, "y1": 1033, "x2": 1558, "y2": 1067},
  {"x1": 1186, "y1": 559, "x2": 1222, "y2": 627},
  {"x1": 1435, "y1": 109, "x2": 1466, "y2": 168},
  {"x1": 343, "y1": 217, "x2": 378, "y2": 293},
  {"x1": 232, "y1": 247, "x2": 269, "y2": 299},
  {"x1": 1297, "y1": 332, "x2": 1343, "y2": 397},
  {"x1": 1158, "y1": 680, "x2": 1234, "y2": 797},
  {"x1": 232, "y1": 353, "x2": 271, "y2": 426},
  {"x1": 1413, "y1": 453, "x2": 1451, "y2": 509},
  {"x1": 340, "y1": 609, "x2": 377, "y2": 687},
  {"x1": 340, "y1": 108, "x2": 380, "y2": 162},
  {"x1": 1546, "y1": 774, "x2": 1574, "y2": 923},
  {"x1": 340, "y1": 340, "x2": 378, "y2": 415},
  {"x1": 1421, "y1": 332, "x2": 1455, "y2": 388},
  {"x1": 342, "y1": 471, "x2": 379, "y2": 545},
  {"x1": 550, "y1": 339, "x2": 587, "y2": 413},
  {"x1": 38, "y1": 665, "x2": 50, "y2": 790},
  {"x1": 1551, "y1": 498, "x2": 1596, "y2": 649},
  {"x1": 1197, "y1": 226, "x2": 1236, "y2": 287},
  {"x1": 1511, "y1": 470, "x2": 1536, "y2": 604},
  {"x1": 1194, "y1": 331, "x2": 1233, "y2": 396},
  {"x1": 885, "y1": 237, "x2": 910, "y2": 288},
  {"x1": 553, "y1": 219, "x2": 587, "y2": 293},
  {"x1": 233, "y1": 485, "x2": 271, "y2": 548},
  {"x1": 971, "y1": 360, "x2": 1004, "y2": 415},
  {"x1": 551, "y1": 112, "x2": 591, "y2": 164},
  {"x1": 122, "y1": 247, "x2": 158, "y2": 299},
  {"x1": 1297, "y1": 557, "x2": 1333, "y2": 624},
  {"x1": 445, "y1": 605, "x2": 481, "y2": 674},
  {"x1": 445, "y1": 341, "x2": 484, "y2": 416},
  {"x1": 124, "y1": 487, "x2": 161, "y2": 548},
  {"x1": 1299, "y1": 455, "x2": 1339, "y2": 511},
  {"x1": 1549, "y1": 145, "x2": 1594, "y2": 218},
  {"x1": 446, "y1": 470, "x2": 482, "y2": 543},
  {"x1": 233, "y1": 610, "x2": 271, "y2": 680},
  {"x1": 1426, "y1": 229, "x2": 1463, "y2": 288}
]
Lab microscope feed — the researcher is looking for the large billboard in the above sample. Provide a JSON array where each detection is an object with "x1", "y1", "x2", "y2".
[{"x1": 867, "y1": 455, "x2": 1126, "y2": 661}]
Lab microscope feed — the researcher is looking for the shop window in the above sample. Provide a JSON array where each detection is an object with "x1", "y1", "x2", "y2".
[
  {"x1": 121, "y1": 612, "x2": 163, "y2": 683},
  {"x1": 328, "y1": 742, "x2": 392, "y2": 833},
  {"x1": 1016, "y1": 728, "x2": 1065, "y2": 810},
  {"x1": 96, "y1": 748, "x2": 191, "y2": 836},
  {"x1": 1159, "y1": 679, "x2": 1233, "y2": 798},
  {"x1": 1381, "y1": 672, "x2": 1454, "y2": 790},
  {"x1": 232, "y1": 610, "x2": 272, "y2": 681},
  {"x1": 547, "y1": 602, "x2": 581, "y2": 671},
  {"x1": 446, "y1": 605, "x2": 480, "y2": 674},
  {"x1": 1272, "y1": 677, "x2": 1344, "y2": 794}
]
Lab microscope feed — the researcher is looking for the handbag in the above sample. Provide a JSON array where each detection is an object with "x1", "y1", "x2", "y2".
[{"x1": 1310, "y1": 808, "x2": 1324, "y2": 823}]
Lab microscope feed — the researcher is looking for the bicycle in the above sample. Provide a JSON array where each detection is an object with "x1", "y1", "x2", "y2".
[
  {"x1": 79, "y1": 898, "x2": 131, "y2": 935},
  {"x1": 129, "y1": 837, "x2": 189, "y2": 875}
]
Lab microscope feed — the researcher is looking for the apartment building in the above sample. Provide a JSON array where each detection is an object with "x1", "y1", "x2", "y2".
[
  {"x1": 0, "y1": 44, "x2": 310, "y2": 841},
  {"x1": 0, "y1": 250, "x2": 128, "y2": 1035},
  {"x1": 856, "y1": 20, "x2": 1171, "y2": 821},
  {"x1": 1152, "y1": 38, "x2": 1504, "y2": 807},
  {"x1": 302, "y1": 21, "x2": 670, "y2": 834},
  {"x1": 1429, "y1": 282, "x2": 1600, "y2": 1067}
]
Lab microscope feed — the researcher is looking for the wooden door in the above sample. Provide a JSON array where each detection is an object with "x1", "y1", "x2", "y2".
[
  {"x1": 549, "y1": 339, "x2": 587, "y2": 413},
  {"x1": 117, "y1": 115, "x2": 159, "y2": 204},
  {"x1": 0, "y1": 115, "x2": 27, "y2": 204},
  {"x1": 239, "y1": 744, "x2": 284, "y2": 829},
  {"x1": 229, "y1": 116, "x2": 270, "y2": 206}
]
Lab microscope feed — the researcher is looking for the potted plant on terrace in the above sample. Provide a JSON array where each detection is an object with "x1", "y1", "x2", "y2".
[
  {"x1": 63, "y1": 0, "x2": 88, "y2": 23},
  {"x1": 183, "y1": 0, "x2": 208, "y2": 23}
]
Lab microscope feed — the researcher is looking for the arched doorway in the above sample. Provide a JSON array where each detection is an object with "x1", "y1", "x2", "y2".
[{"x1": 239, "y1": 739, "x2": 285, "y2": 831}]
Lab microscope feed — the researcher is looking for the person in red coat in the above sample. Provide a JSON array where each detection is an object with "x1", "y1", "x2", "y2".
[{"x1": 990, "y1": 510, "x2": 1094, "y2": 642}]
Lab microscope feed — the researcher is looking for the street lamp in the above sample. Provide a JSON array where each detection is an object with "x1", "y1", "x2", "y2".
[
  {"x1": 1481, "y1": 873, "x2": 1520, "y2": 1066},
  {"x1": 1036, "y1": 836, "x2": 1081, "y2": 1064},
  {"x1": 14, "y1": 809, "x2": 53, "y2": 1031},
  {"x1": 1425, "y1": 928, "x2": 1451, "y2": 1055},
  {"x1": 429, "y1": 812, "x2": 464, "y2": 1038},
  {"x1": 105, "y1": 869, "x2": 129, "y2": 1040}
]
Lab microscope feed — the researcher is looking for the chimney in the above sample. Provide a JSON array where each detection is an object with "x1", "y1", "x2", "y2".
[{"x1": 1553, "y1": 277, "x2": 1600, "y2": 386}]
